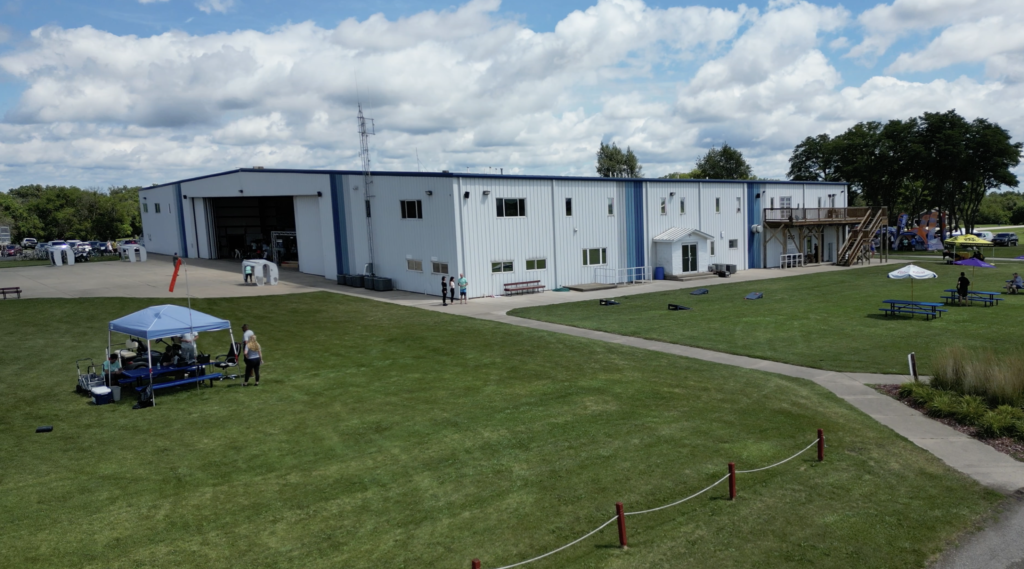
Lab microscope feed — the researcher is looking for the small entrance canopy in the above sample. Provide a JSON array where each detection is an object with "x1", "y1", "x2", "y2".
[
  {"x1": 109, "y1": 305, "x2": 231, "y2": 339},
  {"x1": 653, "y1": 227, "x2": 715, "y2": 243}
]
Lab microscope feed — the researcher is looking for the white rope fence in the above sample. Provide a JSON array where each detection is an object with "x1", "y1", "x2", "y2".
[{"x1": 471, "y1": 430, "x2": 826, "y2": 569}]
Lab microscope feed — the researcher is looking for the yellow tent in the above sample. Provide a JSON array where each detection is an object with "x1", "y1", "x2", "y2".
[
  {"x1": 944, "y1": 234, "x2": 994, "y2": 262},
  {"x1": 944, "y1": 234, "x2": 994, "y2": 247}
]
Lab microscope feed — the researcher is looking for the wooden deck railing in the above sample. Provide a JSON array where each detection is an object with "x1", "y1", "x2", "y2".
[{"x1": 763, "y1": 207, "x2": 884, "y2": 224}]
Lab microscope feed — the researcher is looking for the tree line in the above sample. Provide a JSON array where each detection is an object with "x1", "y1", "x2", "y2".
[
  {"x1": 0, "y1": 185, "x2": 143, "y2": 242},
  {"x1": 788, "y1": 109, "x2": 1022, "y2": 232}
]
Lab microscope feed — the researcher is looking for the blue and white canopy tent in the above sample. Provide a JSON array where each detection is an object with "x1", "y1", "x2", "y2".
[{"x1": 108, "y1": 305, "x2": 235, "y2": 406}]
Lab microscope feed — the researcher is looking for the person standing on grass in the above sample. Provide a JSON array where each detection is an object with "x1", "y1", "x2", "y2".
[
  {"x1": 448, "y1": 276, "x2": 456, "y2": 304},
  {"x1": 441, "y1": 275, "x2": 449, "y2": 306},
  {"x1": 458, "y1": 273, "x2": 468, "y2": 304},
  {"x1": 957, "y1": 272, "x2": 971, "y2": 306},
  {"x1": 241, "y1": 324, "x2": 263, "y2": 387}
]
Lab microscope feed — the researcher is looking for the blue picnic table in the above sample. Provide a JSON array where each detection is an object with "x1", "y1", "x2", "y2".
[
  {"x1": 119, "y1": 363, "x2": 221, "y2": 390},
  {"x1": 879, "y1": 300, "x2": 948, "y2": 320},
  {"x1": 941, "y1": 289, "x2": 1002, "y2": 307}
]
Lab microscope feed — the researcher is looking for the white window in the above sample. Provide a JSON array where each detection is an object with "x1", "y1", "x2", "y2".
[
  {"x1": 710, "y1": 241, "x2": 716, "y2": 256},
  {"x1": 780, "y1": 196, "x2": 792, "y2": 208},
  {"x1": 400, "y1": 200, "x2": 423, "y2": 219},
  {"x1": 736, "y1": 197, "x2": 741, "y2": 213},
  {"x1": 680, "y1": 198, "x2": 686, "y2": 214},
  {"x1": 526, "y1": 258, "x2": 547, "y2": 271},
  {"x1": 729, "y1": 239, "x2": 738, "y2": 249},
  {"x1": 491, "y1": 261, "x2": 514, "y2": 273},
  {"x1": 583, "y1": 248, "x2": 607, "y2": 266},
  {"x1": 431, "y1": 261, "x2": 449, "y2": 274},
  {"x1": 565, "y1": 198, "x2": 572, "y2": 216},
  {"x1": 143, "y1": 203, "x2": 148, "y2": 213},
  {"x1": 607, "y1": 197, "x2": 614, "y2": 216},
  {"x1": 660, "y1": 197, "x2": 667, "y2": 215},
  {"x1": 497, "y1": 198, "x2": 526, "y2": 217},
  {"x1": 407, "y1": 259, "x2": 423, "y2": 272},
  {"x1": 154, "y1": 203, "x2": 161, "y2": 213},
  {"x1": 715, "y1": 197, "x2": 720, "y2": 213}
]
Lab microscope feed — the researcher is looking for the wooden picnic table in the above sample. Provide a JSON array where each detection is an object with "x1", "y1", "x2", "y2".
[{"x1": 879, "y1": 300, "x2": 948, "y2": 320}]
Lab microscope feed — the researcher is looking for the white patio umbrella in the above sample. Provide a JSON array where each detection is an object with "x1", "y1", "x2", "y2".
[{"x1": 887, "y1": 264, "x2": 938, "y2": 301}]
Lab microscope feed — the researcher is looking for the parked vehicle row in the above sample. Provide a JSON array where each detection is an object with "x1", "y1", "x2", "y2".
[{"x1": 992, "y1": 232, "x2": 1019, "y2": 246}]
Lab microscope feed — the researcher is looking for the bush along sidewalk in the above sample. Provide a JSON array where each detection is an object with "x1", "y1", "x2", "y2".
[{"x1": 893, "y1": 382, "x2": 1024, "y2": 458}]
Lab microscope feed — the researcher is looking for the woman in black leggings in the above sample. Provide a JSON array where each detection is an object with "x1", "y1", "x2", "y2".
[
  {"x1": 441, "y1": 275, "x2": 449, "y2": 306},
  {"x1": 243, "y1": 333, "x2": 263, "y2": 386}
]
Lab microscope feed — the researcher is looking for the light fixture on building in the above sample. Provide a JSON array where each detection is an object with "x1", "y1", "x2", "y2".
[
  {"x1": 425, "y1": 190, "x2": 433, "y2": 196},
  {"x1": 238, "y1": 189, "x2": 244, "y2": 194},
  {"x1": 463, "y1": 191, "x2": 470, "y2": 199},
  {"x1": 183, "y1": 195, "x2": 187, "y2": 200},
  {"x1": 669, "y1": 192, "x2": 675, "y2": 197},
  {"x1": 317, "y1": 191, "x2": 323, "y2": 197},
  {"x1": 482, "y1": 190, "x2": 491, "y2": 195}
]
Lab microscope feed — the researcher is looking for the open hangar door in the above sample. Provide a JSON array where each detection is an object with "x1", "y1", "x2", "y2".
[{"x1": 209, "y1": 197, "x2": 296, "y2": 261}]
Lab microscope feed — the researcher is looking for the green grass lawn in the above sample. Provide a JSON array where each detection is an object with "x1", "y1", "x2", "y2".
[
  {"x1": 511, "y1": 262, "x2": 1024, "y2": 375},
  {"x1": 0, "y1": 293, "x2": 1000, "y2": 568}
]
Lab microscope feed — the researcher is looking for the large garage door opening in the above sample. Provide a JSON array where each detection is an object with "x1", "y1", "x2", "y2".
[{"x1": 210, "y1": 197, "x2": 295, "y2": 260}]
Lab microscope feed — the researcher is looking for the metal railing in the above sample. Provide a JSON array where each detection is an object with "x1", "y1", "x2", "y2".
[
  {"x1": 594, "y1": 266, "x2": 650, "y2": 285},
  {"x1": 763, "y1": 207, "x2": 882, "y2": 223}
]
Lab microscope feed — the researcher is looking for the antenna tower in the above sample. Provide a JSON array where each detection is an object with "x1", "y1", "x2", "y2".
[{"x1": 358, "y1": 102, "x2": 376, "y2": 274}]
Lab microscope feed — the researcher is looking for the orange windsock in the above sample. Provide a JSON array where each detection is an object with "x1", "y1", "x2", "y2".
[{"x1": 169, "y1": 258, "x2": 182, "y2": 292}]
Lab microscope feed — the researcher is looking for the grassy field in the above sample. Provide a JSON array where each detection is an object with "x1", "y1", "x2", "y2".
[
  {"x1": 0, "y1": 293, "x2": 1000, "y2": 568},
  {"x1": 511, "y1": 262, "x2": 1024, "y2": 375}
]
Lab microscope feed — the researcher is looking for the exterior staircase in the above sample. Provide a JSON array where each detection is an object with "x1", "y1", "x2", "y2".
[{"x1": 836, "y1": 207, "x2": 886, "y2": 266}]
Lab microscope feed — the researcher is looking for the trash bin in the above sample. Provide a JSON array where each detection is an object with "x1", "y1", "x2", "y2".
[
  {"x1": 654, "y1": 267, "x2": 665, "y2": 280},
  {"x1": 373, "y1": 277, "x2": 393, "y2": 292},
  {"x1": 111, "y1": 386, "x2": 122, "y2": 402},
  {"x1": 91, "y1": 386, "x2": 113, "y2": 405},
  {"x1": 348, "y1": 274, "x2": 364, "y2": 287},
  {"x1": 363, "y1": 276, "x2": 376, "y2": 290},
  {"x1": 337, "y1": 274, "x2": 346, "y2": 285}
]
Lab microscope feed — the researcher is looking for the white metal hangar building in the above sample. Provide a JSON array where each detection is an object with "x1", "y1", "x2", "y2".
[{"x1": 138, "y1": 169, "x2": 852, "y2": 297}]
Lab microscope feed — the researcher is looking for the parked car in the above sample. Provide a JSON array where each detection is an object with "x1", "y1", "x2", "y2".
[
  {"x1": 972, "y1": 231, "x2": 994, "y2": 241},
  {"x1": 87, "y1": 241, "x2": 113, "y2": 255},
  {"x1": 992, "y1": 232, "x2": 1019, "y2": 246},
  {"x1": 3, "y1": 244, "x2": 22, "y2": 256},
  {"x1": 21, "y1": 237, "x2": 37, "y2": 248}
]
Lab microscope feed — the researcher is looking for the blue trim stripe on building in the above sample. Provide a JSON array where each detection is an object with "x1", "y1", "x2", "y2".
[
  {"x1": 746, "y1": 182, "x2": 762, "y2": 269},
  {"x1": 624, "y1": 181, "x2": 645, "y2": 270},
  {"x1": 330, "y1": 175, "x2": 349, "y2": 275},
  {"x1": 174, "y1": 184, "x2": 188, "y2": 258}
]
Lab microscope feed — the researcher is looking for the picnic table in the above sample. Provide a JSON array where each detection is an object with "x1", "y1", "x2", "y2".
[
  {"x1": 940, "y1": 289, "x2": 1002, "y2": 307},
  {"x1": 119, "y1": 363, "x2": 214, "y2": 387},
  {"x1": 879, "y1": 300, "x2": 948, "y2": 320}
]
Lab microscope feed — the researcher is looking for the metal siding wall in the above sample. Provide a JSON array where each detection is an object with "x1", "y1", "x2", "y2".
[
  {"x1": 460, "y1": 177, "x2": 554, "y2": 297},
  {"x1": 364, "y1": 175, "x2": 459, "y2": 295},
  {"x1": 294, "y1": 196, "x2": 325, "y2": 276},
  {"x1": 698, "y1": 182, "x2": 747, "y2": 270},
  {"x1": 553, "y1": 179, "x2": 622, "y2": 288},
  {"x1": 193, "y1": 198, "x2": 211, "y2": 258},
  {"x1": 173, "y1": 184, "x2": 189, "y2": 257},
  {"x1": 139, "y1": 186, "x2": 183, "y2": 256},
  {"x1": 344, "y1": 174, "x2": 371, "y2": 275}
]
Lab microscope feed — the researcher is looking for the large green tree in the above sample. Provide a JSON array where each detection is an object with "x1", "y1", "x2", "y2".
[
  {"x1": 693, "y1": 143, "x2": 754, "y2": 180},
  {"x1": 787, "y1": 134, "x2": 843, "y2": 182},
  {"x1": 596, "y1": 142, "x2": 643, "y2": 178},
  {"x1": 1, "y1": 184, "x2": 143, "y2": 242}
]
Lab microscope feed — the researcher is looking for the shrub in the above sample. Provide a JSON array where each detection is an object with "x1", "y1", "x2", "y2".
[
  {"x1": 955, "y1": 395, "x2": 989, "y2": 427},
  {"x1": 978, "y1": 406, "x2": 1024, "y2": 438},
  {"x1": 930, "y1": 347, "x2": 1024, "y2": 407},
  {"x1": 925, "y1": 391, "x2": 961, "y2": 419},
  {"x1": 899, "y1": 382, "x2": 934, "y2": 406}
]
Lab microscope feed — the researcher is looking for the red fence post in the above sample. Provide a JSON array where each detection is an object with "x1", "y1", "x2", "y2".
[
  {"x1": 472, "y1": 559, "x2": 481, "y2": 569},
  {"x1": 616, "y1": 502, "x2": 628, "y2": 548},
  {"x1": 728, "y1": 462, "x2": 736, "y2": 500},
  {"x1": 817, "y1": 429, "x2": 825, "y2": 462}
]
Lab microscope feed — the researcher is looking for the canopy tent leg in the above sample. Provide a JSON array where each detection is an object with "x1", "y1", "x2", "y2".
[
  {"x1": 148, "y1": 339, "x2": 155, "y2": 407},
  {"x1": 229, "y1": 328, "x2": 241, "y2": 386},
  {"x1": 106, "y1": 330, "x2": 111, "y2": 387}
]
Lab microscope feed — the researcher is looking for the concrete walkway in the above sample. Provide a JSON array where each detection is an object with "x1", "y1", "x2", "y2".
[{"x1": 5, "y1": 255, "x2": 1024, "y2": 495}]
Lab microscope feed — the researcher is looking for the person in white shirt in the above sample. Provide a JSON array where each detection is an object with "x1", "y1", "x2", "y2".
[{"x1": 180, "y1": 331, "x2": 198, "y2": 363}]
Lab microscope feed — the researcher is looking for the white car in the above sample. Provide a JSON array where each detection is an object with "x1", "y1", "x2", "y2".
[{"x1": 21, "y1": 237, "x2": 38, "y2": 248}]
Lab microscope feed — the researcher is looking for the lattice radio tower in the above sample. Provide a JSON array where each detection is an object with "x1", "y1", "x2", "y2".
[{"x1": 358, "y1": 102, "x2": 376, "y2": 274}]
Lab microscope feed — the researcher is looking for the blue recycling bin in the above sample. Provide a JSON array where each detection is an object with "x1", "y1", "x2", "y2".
[{"x1": 654, "y1": 266, "x2": 665, "y2": 280}]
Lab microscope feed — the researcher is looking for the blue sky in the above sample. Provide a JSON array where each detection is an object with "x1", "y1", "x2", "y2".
[{"x1": 0, "y1": 0, "x2": 1021, "y2": 189}]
